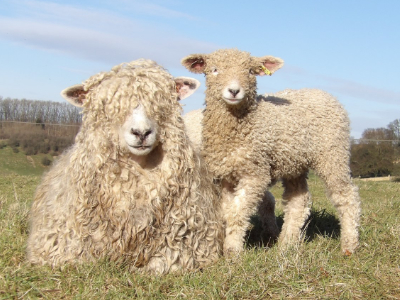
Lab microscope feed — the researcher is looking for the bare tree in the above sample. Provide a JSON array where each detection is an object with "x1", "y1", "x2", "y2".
[{"x1": 388, "y1": 119, "x2": 400, "y2": 142}]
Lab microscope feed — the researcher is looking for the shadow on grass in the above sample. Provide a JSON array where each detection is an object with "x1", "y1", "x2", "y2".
[{"x1": 245, "y1": 208, "x2": 341, "y2": 249}]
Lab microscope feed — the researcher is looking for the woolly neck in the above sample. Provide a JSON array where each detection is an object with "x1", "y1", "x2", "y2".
[
  {"x1": 201, "y1": 93, "x2": 259, "y2": 181},
  {"x1": 203, "y1": 92, "x2": 258, "y2": 122}
]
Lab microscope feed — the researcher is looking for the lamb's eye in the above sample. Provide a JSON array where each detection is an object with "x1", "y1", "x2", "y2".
[
  {"x1": 211, "y1": 68, "x2": 218, "y2": 75},
  {"x1": 249, "y1": 69, "x2": 255, "y2": 75}
]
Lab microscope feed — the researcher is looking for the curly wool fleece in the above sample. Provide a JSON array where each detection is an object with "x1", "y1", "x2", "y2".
[{"x1": 27, "y1": 59, "x2": 223, "y2": 274}]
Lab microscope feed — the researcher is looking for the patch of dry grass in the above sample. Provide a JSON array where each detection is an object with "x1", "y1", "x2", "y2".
[{"x1": 0, "y1": 172, "x2": 399, "y2": 299}]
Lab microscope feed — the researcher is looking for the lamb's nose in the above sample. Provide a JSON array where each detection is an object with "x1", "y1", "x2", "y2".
[{"x1": 229, "y1": 89, "x2": 240, "y2": 97}]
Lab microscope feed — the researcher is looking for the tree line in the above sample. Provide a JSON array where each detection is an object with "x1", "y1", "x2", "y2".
[
  {"x1": 0, "y1": 96, "x2": 81, "y2": 124},
  {"x1": 351, "y1": 119, "x2": 400, "y2": 178},
  {"x1": 0, "y1": 97, "x2": 82, "y2": 157}
]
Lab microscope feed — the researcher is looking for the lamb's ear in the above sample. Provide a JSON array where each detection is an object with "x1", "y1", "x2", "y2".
[
  {"x1": 175, "y1": 77, "x2": 201, "y2": 100},
  {"x1": 60, "y1": 84, "x2": 88, "y2": 107},
  {"x1": 181, "y1": 54, "x2": 207, "y2": 74},
  {"x1": 254, "y1": 56, "x2": 284, "y2": 76}
]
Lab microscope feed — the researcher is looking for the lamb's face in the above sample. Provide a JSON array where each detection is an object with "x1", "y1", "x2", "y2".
[
  {"x1": 120, "y1": 105, "x2": 159, "y2": 156},
  {"x1": 197, "y1": 50, "x2": 256, "y2": 106},
  {"x1": 181, "y1": 49, "x2": 284, "y2": 107},
  {"x1": 210, "y1": 56, "x2": 256, "y2": 106}
]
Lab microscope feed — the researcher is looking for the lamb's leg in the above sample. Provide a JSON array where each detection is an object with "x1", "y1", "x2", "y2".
[
  {"x1": 258, "y1": 191, "x2": 279, "y2": 244},
  {"x1": 330, "y1": 183, "x2": 360, "y2": 254},
  {"x1": 279, "y1": 174, "x2": 312, "y2": 247},
  {"x1": 312, "y1": 146, "x2": 361, "y2": 254},
  {"x1": 221, "y1": 179, "x2": 267, "y2": 255},
  {"x1": 319, "y1": 172, "x2": 361, "y2": 254}
]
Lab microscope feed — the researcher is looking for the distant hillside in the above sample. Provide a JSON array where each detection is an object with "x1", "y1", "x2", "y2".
[{"x1": 0, "y1": 145, "x2": 53, "y2": 176}]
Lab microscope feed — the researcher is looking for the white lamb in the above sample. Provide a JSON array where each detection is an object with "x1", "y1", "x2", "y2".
[
  {"x1": 181, "y1": 49, "x2": 361, "y2": 255},
  {"x1": 26, "y1": 59, "x2": 223, "y2": 274}
]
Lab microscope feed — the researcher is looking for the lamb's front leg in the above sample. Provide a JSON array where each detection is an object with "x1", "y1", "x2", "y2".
[{"x1": 221, "y1": 177, "x2": 269, "y2": 255}]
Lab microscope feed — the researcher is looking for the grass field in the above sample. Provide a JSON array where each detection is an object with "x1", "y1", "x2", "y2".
[{"x1": 0, "y1": 146, "x2": 399, "y2": 299}]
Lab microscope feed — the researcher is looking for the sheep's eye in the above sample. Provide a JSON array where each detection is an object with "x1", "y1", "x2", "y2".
[
  {"x1": 211, "y1": 68, "x2": 218, "y2": 75},
  {"x1": 249, "y1": 69, "x2": 255, "y2": 75}
]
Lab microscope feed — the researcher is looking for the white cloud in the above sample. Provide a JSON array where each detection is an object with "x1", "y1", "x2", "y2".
[
  {"x1": 91, "y1": 0, "x2": 200, "y2": 21},
  {"x1": 0, "y1": 0, "x2": 218, "y2": 67},
  {"x1": 322, "y1": 77, "x2": 400, "y2": 106},
  {"x1": 126, "y1": 2, "x2": 200, "y2": 20},
  {"x1": 280, "y1": 65, "x2": 400, "y2": 105}
]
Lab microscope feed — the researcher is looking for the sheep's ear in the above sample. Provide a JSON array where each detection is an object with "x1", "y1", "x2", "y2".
[
  {"x1": 60, "y1": 84, "x2": 88, "y2": 107},
  {"x1": 175, "y1": 77, "x2": 201, "y2": 100},
  {"x1": 254, "y1": 56, "x2": 284, "y2": 76},
  {"x1": 181, "y1": 54, "x2": 207, "y2": 74}
]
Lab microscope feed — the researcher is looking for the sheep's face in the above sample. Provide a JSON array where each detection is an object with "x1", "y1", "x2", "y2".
[
  {"x1": 60, "y1": 60, "x2": 201, "y2": 158},
  {"x1": 120, "y1": 105, "x2": 159, "y2": 156},
  {"x1": 181, "y1": 49, "x2": 284, "y2": 107}
]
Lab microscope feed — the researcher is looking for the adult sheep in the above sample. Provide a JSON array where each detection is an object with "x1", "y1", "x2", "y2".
[
  {"x1": 181, "y1": 49, "x2": 361, "y2": 255},
  {"x1": 27, "y1": 59, "x2": 222, "y2": 274}
]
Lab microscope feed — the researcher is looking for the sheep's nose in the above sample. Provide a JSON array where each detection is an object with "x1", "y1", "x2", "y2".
[
  {"x1": 229, "y1": 89, "x2": 240, "y2": 97},
  {"x1": 131, "y1": 129, "x2": 152, "y2": 141}
]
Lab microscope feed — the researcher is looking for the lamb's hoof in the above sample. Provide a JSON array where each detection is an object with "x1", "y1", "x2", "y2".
[
  {"x1": 343, "y1": 246, "x2": 357, "y2": 256},
  {"x1": 223, "y1": 241, "x2": 243, "y2": 258},
  {"x1": 344, "y1": 250, "x2": 352, "y2": 256},
  {"x1": 223, "y1": 247, "x2": 241, "y2": 259},
  {"x1": 341, "y1": 240, "x2": 358, "y2": 255}
]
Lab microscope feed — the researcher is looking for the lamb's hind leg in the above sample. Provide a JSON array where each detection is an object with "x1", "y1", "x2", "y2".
[
  {"x1": 258, "y1": 190, "x2": 280, "y2": 245},
  {"x1": 317, "y1": 168, "x2": 361, "y2": 254},
  {"x1": 279, "y1": 174, "x2": 312, "y2": 247}
]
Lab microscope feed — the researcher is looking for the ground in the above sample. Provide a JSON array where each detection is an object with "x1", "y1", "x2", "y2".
[{"x1": 0, "y1": 146, "x2": 399, "y2": 299}]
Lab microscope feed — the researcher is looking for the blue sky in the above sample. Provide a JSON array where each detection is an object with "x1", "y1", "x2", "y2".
[{"x1": 0, "y1": 0, "x2": 399, "y2": 138}]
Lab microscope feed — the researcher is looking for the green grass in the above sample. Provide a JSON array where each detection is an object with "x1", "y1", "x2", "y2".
[
  {"x1": 0, "y1": 153, "x2": 399, "y2": 299},
  {"x1": 0, "y1": 146, "x2": 53, "y2": 176}
]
